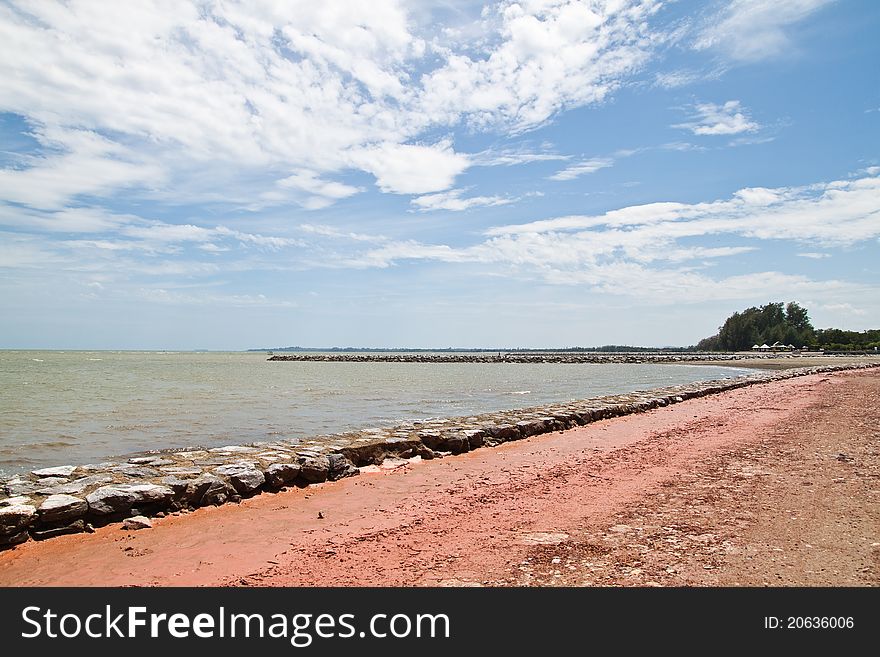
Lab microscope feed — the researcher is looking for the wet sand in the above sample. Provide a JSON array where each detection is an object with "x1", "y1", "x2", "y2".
[{"x1": 1, "y1": 368, "x2": 877, "y2": 587}]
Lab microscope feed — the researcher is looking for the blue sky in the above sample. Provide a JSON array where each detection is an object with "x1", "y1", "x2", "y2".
[{"x1": 0, "y1": 0, "x2": 878, "y2": 349}]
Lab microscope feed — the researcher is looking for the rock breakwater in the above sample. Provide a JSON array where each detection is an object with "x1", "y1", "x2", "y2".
[
  {"x1": 268, "y1": 352, "x2": 755, "y2": 363},
  {"x1": 1, "y1": 362, "x2": 876, "y2": 549}
]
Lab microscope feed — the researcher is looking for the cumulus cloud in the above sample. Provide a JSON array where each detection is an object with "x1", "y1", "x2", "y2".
[
  {"x1": 674, "y1": 100, "x2": 759, "y2": 136},
  {"x1": 347, "y1": 141, "x2": 471, "y2": 195}
]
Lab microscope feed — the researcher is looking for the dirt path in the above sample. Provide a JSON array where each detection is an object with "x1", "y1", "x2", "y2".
[{"x1": 1, "y1": 369, "x2": 876, "y2": 587}]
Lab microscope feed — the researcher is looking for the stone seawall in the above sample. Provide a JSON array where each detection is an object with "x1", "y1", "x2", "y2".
[
  {"x1": 269, "y1": 352, "x2": 776, "y2": 363},
  {"x1": 1, "y1": 362, "x2": 877, "y2": 549}
]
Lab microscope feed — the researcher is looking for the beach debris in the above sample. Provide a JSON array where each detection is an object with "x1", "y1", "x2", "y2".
[
  {"x1": 318, "y1": 511, "x2": 325, "y2": 519},
  {"x1": 122, "y1": 515, "x2": 152, "y2": 530}
]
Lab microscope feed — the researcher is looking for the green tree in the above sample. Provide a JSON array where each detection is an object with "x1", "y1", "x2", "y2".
[{"x1": 698, "y1": 301, "x2": 816, "y2": 351}]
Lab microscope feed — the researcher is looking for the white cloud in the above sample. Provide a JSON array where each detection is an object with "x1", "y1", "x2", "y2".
[
  {"x1": 299, "y1": 223, "x2": 387, "y2": 243},
  {"x1": 797, "y1": 252, "x2": 830, "y2": 259},
  {"x1": 653, "y1": 69, "x2": 702, "y2": 89},
  {"x1": 674, "y1": 100, "x2": 759, "y2": 136},
  {"x1": 472, "y1": 145, "x2": 570, "y2": 167},
  {"x1": 411, "y1": 188, "x2": 514, "y2": 212},
  {"x1": 0, "y1": 0, "x2": 669, "y2": 210},
  {"x1": 347, "y1": 141, "x2": 471, "y2": 195},
  {"x1": 487, "y1": 172, "x2": 880, "y2": 245},
  {"x1": 419, "y1": 1, "x2": 662, "y2": 133},
  {"x1": 328, "y1": 169, "x2": 880, "y2": 303},
  {"x1": 274, "y1": 170, "x2": 362, "y2": 209},
  {"x1": 548, "y1": 157, "x2": 614, "y2": 181},
  {"x1": 694, "y1": 0, "x2": 832, "y2": 63},
  {"x1": 0, "y1": 126, "x2": 164, "y2": 209}
]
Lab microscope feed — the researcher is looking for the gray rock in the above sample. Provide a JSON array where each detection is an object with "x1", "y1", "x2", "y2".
[
  {"x1": 0, "y1": 504, "x2": 36, "y2": 534},
  {"x1": 35, "y1": 477, "x2": 68, "y2": 487},
  {"x1": 122, "y1": 515, "x2": 152, "y2": 530},
  {"x1": 160, "y1": 466, "x2": 205, "y2": 476},
  {"x1": 0, "y1": 495, "x2": 32, "y2": 507},
  {"x1": 327, "y1": 454, "x2": 359, "y2": 481},
  {"x1": 4, "y1": 479, "x2": 38, "y2": 496},
  {"x1": 128, "y1": 457, "x2": 174, "y2": 466},
  {"x1": 86, "y1": 484, "x2": 173, "y2": 516},
  {"x1": 161, "y1": 474, "x2": 218, "y2": 507},
  {"x1": 483, "y1": 424, "x2": 521, "y2": 444},
  {"x1": 209, "y1": 445, "x2": 255, "y2": 454},
  {"x1": 38, "y1": 474, "x2": 114, "y2": 496},
  {"x1": 38, "y1": 494, "x2": 88, "y2": 524},
  {"x1": 299, "y1": 455, "x2": 330, "y2": 483},
  {"x1": 0, "y1": 530, "x2": 29, "y2": 547},
  {"x1": 444, "y1": 435, "x2": 470, "y2": 454},
  {"x1": 200, "y1": 478, "x2": 235, "y2": 506},
  {"x1": 32, "y1": 520, "x2": 86, "y2": 541},
  {"x1": 213, "y1": 464, "x2": 265, "y2": 496},
  {"x1": 32, "y1": 465, "x2": 77, "y2": 477},
  {"x1": 462, "y1": 429, "x2": 486, "y2": 449},
  {"x1": 515, "y1": 420, "x2": 546, "y2": 437},
  {"x1": 265, "y1": 463, "x2": 302, "y2": 488},
  {"x1": 110, "y1": 465, "x2": 160, "y2": 478}
]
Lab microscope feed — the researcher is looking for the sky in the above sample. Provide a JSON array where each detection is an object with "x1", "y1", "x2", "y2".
[{"x1": 0, "y1": 0, "x2": 878, "y2": 350}]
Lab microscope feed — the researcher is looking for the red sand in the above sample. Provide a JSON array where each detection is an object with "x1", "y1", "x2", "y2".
[{"x1": 1, "y1": 369, "x2": 877, "y2": 587}]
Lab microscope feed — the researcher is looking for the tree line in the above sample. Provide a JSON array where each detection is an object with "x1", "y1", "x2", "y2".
[{"x1": 695, "y1": 302, "x2": 880, "y2": 352}]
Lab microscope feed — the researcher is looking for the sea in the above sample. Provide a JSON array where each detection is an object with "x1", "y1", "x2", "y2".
[{"x1": 0, "y1": 350, "x2": 751, "y2": 476}]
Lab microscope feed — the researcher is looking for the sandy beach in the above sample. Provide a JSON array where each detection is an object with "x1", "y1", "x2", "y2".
[{"x1": 1, "y1": 367, "x2": 877, "y2": 587}]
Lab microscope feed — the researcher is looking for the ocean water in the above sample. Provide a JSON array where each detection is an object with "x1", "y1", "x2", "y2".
[{"x1": 0, "y1": 350, "x2": 750, "y2": 476}]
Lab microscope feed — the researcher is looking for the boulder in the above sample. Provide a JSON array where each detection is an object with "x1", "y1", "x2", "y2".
[
  {"x1": 38, "y1": 494, "x2": 88, "y2": 524},
  {"x1": 265, "y1": 463, "x2": 302, "y2": 489},
  {"x1": 128, "y1": 457, "x2": 174, "y2": 466},
  {"x1": 484, "y1": 424, "x2": 521, "y2": 444},
  {"x1": 443, "y1": 435, "x2": 470, "y2": 454},
  {"x1": 299, "y1": 455, "x2": 330, "y2": 483},
  {"x1": 32, "y1": 465, "x2": 77, "y2": 478},
  {"x1": 38, "y1": 474, "x2": 114, "y2": 496},
  {"x1": 32, "y1": 520, "x2": 86, "y2": 541},
  {"x1": 462, "y1": 429, "x2": 486, "y2": 449},
  {"x1": 0, "y1": 504, "x2": 36, "y2": 534},
  {"x1": 110, "y1": 465, "x2": 160, "y2": 478},
  {"x1": 327, "y1": 454, "x2": 359, "y2": 481},
  {"x1": 122, "y1": 516, "x2": 152, "y2": 530},
  {"x1": 86, "y1": 484, "x2": 173, "y2": 516},
  {"x1": 337, "y1": 442, "x2": 386, "y2": 466},
  {"x1": 0, "y1": 530, "x2": 29, "y2": 547},
  {"x1": 213, "y1": 464, "x2": 265, "y2": 496},
  {"x1": 161, "y1": 474, "x2": 218, "y2": 507},
  {"x1": 200, "y1": 478, "x2": 236, "y2": 506},
  {"x1": 0, "y1": 495, "x2": 32, "y2": 507},
  {"x1": 4, "y1": 479, "x2": 38, "y2": 496}
]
